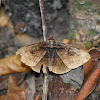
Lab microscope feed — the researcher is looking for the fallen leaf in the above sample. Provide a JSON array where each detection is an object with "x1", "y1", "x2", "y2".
[
  {"x1": 61, "y1": 39, "x2": 71, "y2": 44},
  {"x1": 75, "y1": 49, "x2": 100, "y2": 100},
  {"x1": 84, "y1": 49, "x2": 100, "y2": 78},
  {"x1": 0, "y1": 55, "x2": 31, "y2": 75},
  {"x1": 0, "y1": 9, "x2": 10, "y2": 27},
  {"x1": 34, "y1": 94, "x2": 42, "y2": 100},
  {"x1": 4, "y1": 76, "x2": 26, "y2": 100},
  {"x1": 83, "y1": 59, "x2": 96, "y2": 78},
  {"x1": 75, "y1": 61, "x2": 100, "y2": 100},
  {"x1": 0, "y1": 95, "x2": 5, "y2": 100},
  {"x1": 89, "y1": 49, "x2": 100, "y2": 59},
  {"x1": 0, "y1": 73, "x2": 26, "y2": 91},
  {"x1": 0, "y1": 8, "x2": 14, "y2": 32}
]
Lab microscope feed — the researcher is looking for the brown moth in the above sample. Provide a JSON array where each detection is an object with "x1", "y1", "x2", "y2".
[{"x1": 16, "y1": 36, "x2": 91, "y2": 74}]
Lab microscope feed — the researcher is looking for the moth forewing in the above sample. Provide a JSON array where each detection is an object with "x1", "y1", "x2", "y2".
[
  {"x1": 56, "y1": 47, "x2": 91, "y2": 69},
  {"x1": 16, "y1": 43, "x2": 47, "y2": 67}
]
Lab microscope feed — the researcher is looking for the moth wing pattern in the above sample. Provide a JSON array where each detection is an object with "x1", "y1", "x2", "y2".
[
  {"x1": 31, "y1": 58, "x2": 43, "y2": 73},
  {"x1": 56, "y1": 42, "x2": 91, "y2": 69},
  {"x1": 16, "y1": 42, "x2": 47, "y2": 67},
  {"x1": 16, "y1": 38, "x2": 91, "y2": 74},
  {"x1": 42, "y1": 52, "x2": 71, "y2": 74}
]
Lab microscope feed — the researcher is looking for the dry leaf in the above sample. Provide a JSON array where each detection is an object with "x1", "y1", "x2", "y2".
[
  {"x1": 75, "y1": 49, "x2": 100, "y2": 100},
  {"x1": 16, "y1": 36, "x2": 90, "y2": 74},
  {"x1": 4, "y1": 76, "x2": 26, "y2": 100},
  {"x1": 83, "y1": 59, "x2": 96, "y2": 78},
  {"x1": 0, "y1": 55, "x2": 31, "y2": 75},
  {"x1": 0, "y1": 73, "x2": 26, "y2": 91},
  {"x1": 0, "y1": 9, "x2": 10, "y2": 27},
  {"x1": 0, "y1": 9, "x2": 14, "y2": 32},
  {"x1": 75, "y1": 61, "x2": 100, "y2": 100},
  {"x1": 34, "y1": 94, "x2": 42, "y2": 100},
  {"x1": 84, "y1": 49, "x2": 100, "y2": 78},
  {"x1": 0, "y1": 95, "x2": 5, "y2": 100},
  {"x1": 89, "y1": 49, "x2": 100, "y2": 59},
  {"x1": 61, "y1": 39, "x2": 71, "y2": 44}
]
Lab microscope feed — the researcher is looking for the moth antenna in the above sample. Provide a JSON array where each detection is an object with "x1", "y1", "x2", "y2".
[{"x1": 39, "y1": 0, "x2": 47, "y2": 41}]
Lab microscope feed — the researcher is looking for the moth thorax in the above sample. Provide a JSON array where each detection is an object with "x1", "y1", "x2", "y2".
[{"x1": 49, "y1": 40, "x2": 56, "y2": 48}]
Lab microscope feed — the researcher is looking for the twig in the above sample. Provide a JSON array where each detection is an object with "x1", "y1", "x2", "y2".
[
  {"x1": 42, "y1": 67, "x2": 48, "y2": 100},
  {"x1": 0, "y1": 0, "x2": 1, "y2": 7},
  {"x1": 39, "y1": 0, "x2": 47, "y2": 41},
  {"x1": 39, "y1": 0, "x2": 48, "y2": 100}
]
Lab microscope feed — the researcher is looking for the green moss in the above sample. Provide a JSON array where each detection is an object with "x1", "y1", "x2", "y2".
[
  {"x1": 84, "y1": 40, "x2": 93, "y2": 49},
  {"x1": 67, "y1": 29, "x2": 75, "y2": 40},
  {"x1": 75, "y1": 1, "x2": 92, "y2": 11},
  {"x1": 87, "y1": 29, "x2": 97, "y2": 39},
  {"x1": 84, "y1": 29, "x2": 97, "y2": 48}
]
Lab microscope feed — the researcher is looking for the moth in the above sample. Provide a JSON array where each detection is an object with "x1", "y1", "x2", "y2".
[{"x1": 16, "y1": 36, "x2": 91, "y2": 74}]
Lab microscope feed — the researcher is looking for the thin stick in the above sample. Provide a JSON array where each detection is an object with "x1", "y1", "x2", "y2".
[
  {"x1": 39, "y1": 0, "x2": 47, "y2": 41},
  {"x1": 42, "y1": 67, "x2": 48, "y2": 100},
  {"x1": 0, "y1": 0, "x2": 1, "y2": 6},
  {"x1": 39, "y1": 0, "x2": 48, "y2": 100}
]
